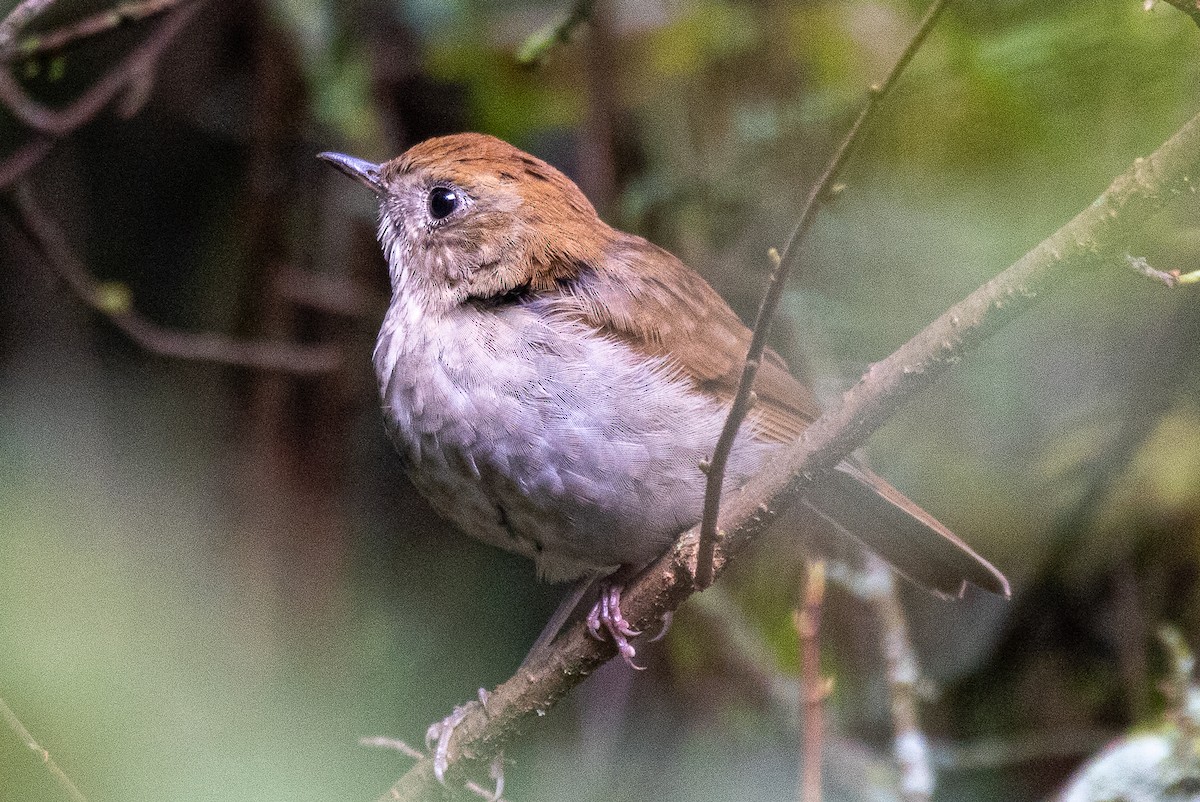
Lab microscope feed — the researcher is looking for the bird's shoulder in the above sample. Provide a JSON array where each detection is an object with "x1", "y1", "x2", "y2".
[{"x1": 536, "y1": 232, "x2": 822, "y2": 443}]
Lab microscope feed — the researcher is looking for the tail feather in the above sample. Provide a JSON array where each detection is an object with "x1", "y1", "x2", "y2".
[{"x1": 803, "y1": 459, "x2": 1010, "y2": 599}]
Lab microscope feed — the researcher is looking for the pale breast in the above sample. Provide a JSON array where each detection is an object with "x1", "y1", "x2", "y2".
[{"x1": 373, "y1": 296, "x2": 774, "y2": 581}]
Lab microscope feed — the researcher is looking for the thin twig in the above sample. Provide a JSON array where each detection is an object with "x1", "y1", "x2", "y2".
[
  {"x1": 0, "y1": 0, "x2": 186, "y2": 62},
  {"x1": 359, "y1": 736, "x2": 426, "y2": 761},
  {"x1": 692, "y1": 586, "x2": 802, "y2": 716},
  {"x1": 795, "y1": 560, "x2": 829, "y2": 802},
  {"x1": 1125, "y1": 253, "x2": 1200, "y2": 286},
  {"x1": 516, "y1": 0, "x2": 595, "y2": 67},
  {"x1": 378, "y1": 105, "x2": 1200, "y2": 801},
  {"x1": 0, "y1": 135, "x2": 53, "y2": 189},
  {"x1": 0, "y1": 695, "x2": 89, "y2": 802},
  {"x1": 0, "y1": 0, "x2": 201, "y2": 187},
  {"x1": 0, "y1": 0, "x2": 201, "y2": 136},
  {"x1": 694, "y1": 0, "x2": 952, "y2": 589},
  {"x1": 9, "y1": 183, "x2": 344, "y2": 375},
  {"x1": 861, "y1": 554, "x2": 934, "y2": 802},
  {"x1": 0, "y1": 0, "x2": 57, "y2": 50}
]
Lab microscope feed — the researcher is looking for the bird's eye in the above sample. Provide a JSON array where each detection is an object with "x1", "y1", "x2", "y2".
[{"x1": 428, "y1": 187, "x2": 459, "y2": 220}]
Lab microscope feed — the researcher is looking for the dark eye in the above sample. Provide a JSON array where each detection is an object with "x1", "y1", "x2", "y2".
[{"x1": 428, "y1": 186, "x2": 459, "y2": 220}]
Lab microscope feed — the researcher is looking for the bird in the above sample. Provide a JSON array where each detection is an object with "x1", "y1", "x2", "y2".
[
  {"x1": 319, "y1": 132, "x2": 1008, "y2": 784},
  {"x1": 321, "y1": 130, "x2": 1008, "y2": 630}
]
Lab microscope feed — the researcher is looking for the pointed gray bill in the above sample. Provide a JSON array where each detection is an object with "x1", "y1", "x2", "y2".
[{"x1": 317, "y1": 152, "x2": 385, "y2": 195}]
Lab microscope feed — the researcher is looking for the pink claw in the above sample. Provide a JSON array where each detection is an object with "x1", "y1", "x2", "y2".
[
  {"x1": 586, "y1": 584, "x2": 645, "y2": 670},
  {"x1": 424, "y1": 704, "x2": 470, "y2": 783},
  {"x1": 648, "y1": 610, "x2": 673, "y2": 643},
  {"x1": 424, "y1": 688, "x2": 499, "y2": 788}
]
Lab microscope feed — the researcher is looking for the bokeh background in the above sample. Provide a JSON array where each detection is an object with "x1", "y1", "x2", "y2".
[{"x1": 2, "y1": 0, "x2": 1199, "y2": 800}]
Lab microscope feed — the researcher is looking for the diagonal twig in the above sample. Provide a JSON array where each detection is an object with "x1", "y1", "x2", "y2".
[
  {"x1": 8, "y1": 183, "x2": 344, "y2": 376},
  {"x1": 0, "y1": 0, "x2": 201, "y2": 136},
  {"x1": 0, "y1": 695, "x2": 89, "y2": 802},
  {"x1": 516, "y1": 0, "x2": 596, "y2": 67},
  {"x1": 1124, "y1": 253, "x2": 1200, "y2": 286},
  {"x1": 377, "y1": 93, "x2": 1200, "y2": 802},
  {"x1": 0, "y1": 0, "x2": 58, "y2": 50},
  {"x1": 0, "y1": 135, "x2": 53, "y2": 187},
  {"x1": 0, "y1": 0, "x2": 203, "y2": 188},
  {"x1": 0, "y1": 0, "x2": 187, "y2": 62},
  {"x1": 694, "y1": 0, "x2": 952, "y2": 589}
]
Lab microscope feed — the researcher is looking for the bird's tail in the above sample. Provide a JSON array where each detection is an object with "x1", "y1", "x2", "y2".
[{"x1": 801, "y1": 459, "x2": 1010, "y2": 599}]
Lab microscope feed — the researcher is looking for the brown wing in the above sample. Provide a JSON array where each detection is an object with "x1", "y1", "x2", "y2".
[
  {"x1": 544, "y1": 231, "x2": 1009, "y2": 598},
  {"x1": 556, "y1": 232, "x2": 821, "y2": 443}
]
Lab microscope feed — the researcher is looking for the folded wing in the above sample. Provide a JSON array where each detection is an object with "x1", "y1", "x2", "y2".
[{"x1": 558, "y1": 231, "x2": 1008, "y2": 597}]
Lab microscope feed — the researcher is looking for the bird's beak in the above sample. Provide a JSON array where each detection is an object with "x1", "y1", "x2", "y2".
[{"x1": 318, "y1": 152, "x2": 385, "y2": 195}]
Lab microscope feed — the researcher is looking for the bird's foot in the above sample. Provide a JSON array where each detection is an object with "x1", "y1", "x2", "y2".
[
  {"x1": 586, "y1": 584, "x2": 646, "y2": 669},
  {"x1": 424, "y1": 688, "x2": 504, "y2": 799}
]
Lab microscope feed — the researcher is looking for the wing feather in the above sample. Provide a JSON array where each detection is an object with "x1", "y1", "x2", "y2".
[
  {"x1": 525, "y1": 229, "x2": 1008, "y2": 597},
  {"x1": 544, "y1": 232, "x2": 822, "y2": 441}
]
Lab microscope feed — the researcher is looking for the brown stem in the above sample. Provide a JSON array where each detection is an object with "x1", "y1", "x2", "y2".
[
  {"x1": 9, "y1": 184, "x2": 344, "y2": 376},
  {"x1": 796, "y1": 561, "x2": 828, "y2": 802},
  {"x1": 0, "y1": 0, "x2": 200, "y2": 136},
  {"x1": 1124, "y1": 254, "x2": 1188, "y2": 287},
  {"x1": 694, "y1": 0, "x2": 951, "y2": 589},
  {"x1": 0, "y1": 1, "x2": 199, "y2": 184},
  {"x1": 0, "y1": 0, "x2": 187, "y2": 62},
  {"x1": 0, "y1": 0, "x2": 57, "y2": 49},
  {"x1": 0, "y1": 135, "x2": 53, "y2": 189},
  {"x1": 378, "y1": 105, "x2": 1200, "y2": 802}
]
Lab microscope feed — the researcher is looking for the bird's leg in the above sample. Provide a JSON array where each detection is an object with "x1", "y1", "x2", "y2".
[{"x1": 518, "y1": 573, "x2": 599, "y2": 671}]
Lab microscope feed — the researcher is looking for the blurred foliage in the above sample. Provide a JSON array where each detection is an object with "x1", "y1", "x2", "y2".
[{"x1": 2, "y1": 0, "x2": 1200, "y2": 800}]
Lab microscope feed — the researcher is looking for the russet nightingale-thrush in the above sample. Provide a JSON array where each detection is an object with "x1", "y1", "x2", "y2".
[{"x1": 320, "y1": 133, "x2": 1008, "y2": 656}]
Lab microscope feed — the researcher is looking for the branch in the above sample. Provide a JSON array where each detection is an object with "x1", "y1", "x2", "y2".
[
  {"x1": 516, "y1": 0, "x2": 595, "y2": 67},
  {"x1": 8, "y1": 184, "x2": 344, "y2": 376},
  {"x1": 695, "y1": 0, "x2": 951, "y2": 589},
  {"x1": 0, "y1": 0, "x2": 187, "y2": 62},
  {"x1": 795, "y1": 561, "x2": 830, "y2": 802},
  {"x1": 0, "y1": 695, "x2": 88, "y2": 802},
  {"x1": 1124, "y1": 253, "x2": 1200, "y2": 286},
  {"x1": 0, "y1": 0, "x2": 199, "y2": 135},
  {"x1": 378, "y1": 105, "x2": 1200, "y2": 801},
  {"x1": 0, "y1": 0, "x2": 202, "y2": 187},
  {"x1": 860, "y1": 554, "x2": 933, "y2": 802},
  {"x1": 0, "y1": 0, "x2": 57, "y2": 50},
  {"x1": 0, "y1": 135, "x2": 52, "y2": 187}
]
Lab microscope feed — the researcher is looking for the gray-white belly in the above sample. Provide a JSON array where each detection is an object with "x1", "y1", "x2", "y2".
[{"x1": 374, "y1": 301, "x2": 773, "y2": 581}]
